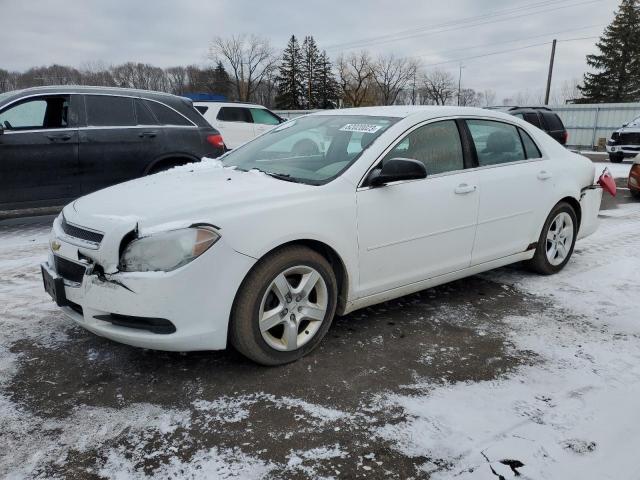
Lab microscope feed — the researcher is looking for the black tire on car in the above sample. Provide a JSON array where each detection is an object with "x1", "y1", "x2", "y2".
[
  {"x1": 526, "y1": 202, "x2": 578, "y2": 275},
  {"x1": 609, "y1": 153, "x2": 624, "y2": 163},
  {"x1": 229, "y1": 245, "x2": 337, "y2": 366},
  {"x1": 631, "y1": 188, "x2": 640, "y2": 200}
]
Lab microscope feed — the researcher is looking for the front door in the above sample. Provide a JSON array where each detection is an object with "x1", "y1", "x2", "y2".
[
  {"x1": 0, "y1": 94, "x2": 80, "y2": 208},
  {"x1": 356, "y1": 120, "x2": 479, "y2": 297},
  {"x1": 215, "y1": 106, "x2": 255, "y2": 149}
]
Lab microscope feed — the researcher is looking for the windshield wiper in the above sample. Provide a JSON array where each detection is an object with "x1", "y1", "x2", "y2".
[{"x1": 249, "y1": 168, "x2": 303, "y2": 184}]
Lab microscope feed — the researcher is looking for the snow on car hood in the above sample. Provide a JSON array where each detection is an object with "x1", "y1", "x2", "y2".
[{"x1": 71, "y1": 163, "x2": 308, "y2": 230}]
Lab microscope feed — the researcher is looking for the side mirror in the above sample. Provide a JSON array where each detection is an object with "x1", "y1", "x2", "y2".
[{"x1": 367, "y1": 158, "x2": 427, "y2": 187}]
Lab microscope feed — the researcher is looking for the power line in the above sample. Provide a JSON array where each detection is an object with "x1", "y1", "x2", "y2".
[
  {"x1": 411, "y1": 23, "x2": 604, "y2": 60},
  {"x1": 326, "y1": 0, "x2": 604, "y2": 51},
  {"x1": 420, "y1": 35, "x2": 599, "y2": 68}
]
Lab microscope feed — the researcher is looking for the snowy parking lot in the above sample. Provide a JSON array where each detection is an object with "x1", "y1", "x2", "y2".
[{"x1": 1, "y1": 162, "x2": 639, "y2": 479}]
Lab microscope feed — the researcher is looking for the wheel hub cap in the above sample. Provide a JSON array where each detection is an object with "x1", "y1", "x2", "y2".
[{"x1": 546, "y1": 212, "x2": 574, "y2": 266}]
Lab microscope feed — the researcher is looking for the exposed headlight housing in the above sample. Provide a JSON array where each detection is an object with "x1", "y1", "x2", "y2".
[{"x1": 119, "y1": 227, "x2": 220, "y2": 272}]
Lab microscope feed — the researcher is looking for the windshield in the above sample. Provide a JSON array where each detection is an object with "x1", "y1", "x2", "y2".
[{"x1": 222, "y1": 115, "x2": 399, "y2": 185}]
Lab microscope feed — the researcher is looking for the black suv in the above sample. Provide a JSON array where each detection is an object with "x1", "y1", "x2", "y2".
[
  {"x1": 0, "y1": 86, "x2": 225, "y2": 211},
  {"x1": 504, "y1": 106, "x2": 568, "y2": 145}
]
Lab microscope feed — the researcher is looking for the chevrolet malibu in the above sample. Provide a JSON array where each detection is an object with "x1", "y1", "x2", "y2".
[{"x1": 42, "y1": 106, "x2": 602, "y2": 365}]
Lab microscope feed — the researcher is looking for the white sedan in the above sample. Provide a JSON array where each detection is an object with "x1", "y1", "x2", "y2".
[{"x1": 41, "y1": 106, "x2": 602, "y2": 365}]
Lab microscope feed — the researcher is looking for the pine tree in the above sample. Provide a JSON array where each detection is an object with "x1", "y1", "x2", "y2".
[
  {"x1": 301, "y1": 36, "x2": 321, "y2": 109},
  {"x1": 212, "y1": 61, "x2": 231, "y2": 98},
  {"x1": 578, "y1": 0, "x2": 640, "y2": 102},
  {"x1": 315, "y1": 51, "x2": 339, "y2": 109},
  {"x1": 275, "y1": 35, "x2": 304, "y2": 109}
]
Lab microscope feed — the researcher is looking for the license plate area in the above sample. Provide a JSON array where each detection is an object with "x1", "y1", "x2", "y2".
[{"x1": 41, "y1": 264, "x2": 68, "y2": 307}]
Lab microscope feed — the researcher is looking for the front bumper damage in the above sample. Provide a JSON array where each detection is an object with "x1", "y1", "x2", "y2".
[{"x1": 43, "y1": 213, "x2": 256, "y2": 351}]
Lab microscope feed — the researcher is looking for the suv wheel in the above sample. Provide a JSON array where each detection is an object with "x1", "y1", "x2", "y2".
[
  {"x1": 609, "y1": 153, "x2": 624, "y2": 163},
  {"x1": 229, "y1": 246, "x2": 337, "y2": 365}
]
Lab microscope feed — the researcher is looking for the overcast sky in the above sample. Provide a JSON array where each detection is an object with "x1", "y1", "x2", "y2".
[{"x1": 0, "y1": 0, "x2": 618, "y2": 101}]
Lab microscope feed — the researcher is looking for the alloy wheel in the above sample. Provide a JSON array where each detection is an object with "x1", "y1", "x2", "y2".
[{"x1": 546, "y1": 212, "x2": 574, "y2": 266}]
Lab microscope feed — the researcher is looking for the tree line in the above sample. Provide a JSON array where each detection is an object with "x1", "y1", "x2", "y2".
[{"x1": 2, "y1": 0, "x2": 639, "y2": 108}]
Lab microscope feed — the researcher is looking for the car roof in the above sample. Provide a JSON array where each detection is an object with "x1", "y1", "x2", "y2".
[
  {"x1": 192, "y1": 101, "x2": 264, "y2": 108},
  {"x1": 1, "y1": 85, "x2": 186, "y2": 104},
  {"x1": 307, "y1": 105, "x2": 517, "y2": 122}
]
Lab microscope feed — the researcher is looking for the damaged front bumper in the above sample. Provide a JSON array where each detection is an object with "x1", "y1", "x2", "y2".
[{"x1": 42, "y1": 214, "x2": 256, "y2": 351}]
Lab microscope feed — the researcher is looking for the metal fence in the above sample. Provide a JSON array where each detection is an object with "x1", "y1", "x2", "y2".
[
  {"x1": 275, "y1": 104, "x2": 640, "y2": 151},
  {"x1": 549, "y1": 103, "x2": 640, "y2": 150}
]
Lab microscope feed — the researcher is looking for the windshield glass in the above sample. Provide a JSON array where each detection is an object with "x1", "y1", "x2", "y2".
[{"x1": 222, "y1": 115, "x2": 399, "y2": 184}]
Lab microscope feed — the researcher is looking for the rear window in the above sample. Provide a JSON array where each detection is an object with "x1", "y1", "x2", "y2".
[
  {"x1": 86, "y1": 95, "x2": 135, "y2": 127},
  {"x1": 144, "y1": 100, "x2": 192, "y2": 126},
  {"x1": 541, "y1": 112, "x2": 564, "y2": 131},
  {"x1": 523, "y1": 112, "x2": 542, "y2": 128},
  {"x1": 217, "y1": 107, "x2": 252, "y2": 123},
  {"x1": 519, "y1": 128, "x2": 542, "y2": 159}
]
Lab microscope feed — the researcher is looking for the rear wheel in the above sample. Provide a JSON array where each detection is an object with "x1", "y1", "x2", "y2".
[
  {"x1": 229, "y1": 246, "x2": 337, "y2": 365},
  {"x1": 526, "y1": 202, "x2": 577, "y2": 275},
  {"x1": 609, "y1": 153, "x2": 624, "y2": 163}
]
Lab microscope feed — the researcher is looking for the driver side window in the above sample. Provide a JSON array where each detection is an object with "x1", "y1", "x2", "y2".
[
  {"x1": 0, "y1": 96, "x2": 70, "y2": 130},
  {"x1": 382, "y1": 120, "x2": 464, "y2": 175}
]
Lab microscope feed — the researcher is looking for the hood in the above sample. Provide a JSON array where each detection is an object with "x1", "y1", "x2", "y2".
[{"x1": 70, "y1": 163, "x2": 310, "y2": 231}]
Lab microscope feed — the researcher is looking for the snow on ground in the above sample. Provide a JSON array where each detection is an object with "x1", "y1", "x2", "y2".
[
  {"x1": 2, "y1": 195, "x2": 640, "y2": 478},
  {"x1": 592, "y1": 161, "x2": 632, "y2": 180},
  {"x1": 375, "y1": 202, "x2": 640, "y2": 478}
]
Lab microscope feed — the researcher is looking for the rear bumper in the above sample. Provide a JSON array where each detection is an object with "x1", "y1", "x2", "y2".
[{"x1": 577, "y1": 187, "x2": 602, "y2": 239}]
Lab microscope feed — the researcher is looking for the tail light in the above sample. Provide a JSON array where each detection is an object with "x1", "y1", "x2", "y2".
[
  {"x1": 206, "y1": 134, "x2": 225, "y2": 149},
  {"x1": 562, "y1": 131, "x2": 568, "y2": 144},
  {"x1": 629, "y1": 164, "x2": 640, "y2": 189}
]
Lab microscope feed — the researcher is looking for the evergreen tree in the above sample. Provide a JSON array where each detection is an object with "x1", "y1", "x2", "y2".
[
  {"x1": 212, "y1": 61, "x2": 231, "y2": 98},
  {"x1": 315, "y1": 51, "x2": 339, "y2": 109},
  {"x1": 578, "y1": 0, "x2": 640, "y2": 102},
  {"x1": 301, "y1": 36, "x2": 321, "y2": 108},
  {"x1": 275, "y1": 35, "x2": 304, "y2": 109}
]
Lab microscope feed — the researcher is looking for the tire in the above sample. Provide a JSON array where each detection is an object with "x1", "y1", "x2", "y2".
[
  {"x1": 631, "y1": 188, "x2": 640, "y2": 200},
  {"x1": 609, "y1": 153, "x2": 624, "y2": 163},
  {"x1": 229, "y1": 246, "x2": 337, "y2": 366},
  {"x1": 526, "y1": 202, "x2": 578, "y2": 275}
]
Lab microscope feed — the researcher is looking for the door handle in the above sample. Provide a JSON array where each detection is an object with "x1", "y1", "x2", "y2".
[
  {"x1": 454, "y1": 183, "x2": 477, "y2": 194},
  {"x1": 46, "y1": 133, "x2": 72, "y2": 141},
  {"x1": 138, "y1": 131, "x2": 157, "y2": 138},
  {"x1": 537, "y1": 170, "x2": 552, "y2": 180}
]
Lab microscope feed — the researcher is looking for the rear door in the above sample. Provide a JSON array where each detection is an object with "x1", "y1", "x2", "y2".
[
  {"x1": 79, "y1": 94, "x2": 150, "y2": 194},
  {"x1": 250, "y1": 108, "x2": 281, "y2": 137},
  {"x1": 0, "y1": 94, "x2": 80, "y2": 208},
  {"x1": 465, "y1": 119, "x2": 555, "y2": 265},
  {"x1": 215, "y1": 106, "x2": 255, "y2": 148}
]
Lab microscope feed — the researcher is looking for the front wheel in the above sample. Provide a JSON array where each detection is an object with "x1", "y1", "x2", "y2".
[
  {"x1": 229, "y1": 246, "x2": 337, "y2": 365},
  {"x1": 526, "y1": 202, "x2": 577, "y2": 275},
  {"x1": 609, "y1": 153, "x2": 624, "y2": 163}
]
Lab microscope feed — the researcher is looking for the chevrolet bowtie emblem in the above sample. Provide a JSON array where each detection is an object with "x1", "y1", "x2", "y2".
[{"x1": 51, "y1": 240, "x2": 61, "y2": 252}]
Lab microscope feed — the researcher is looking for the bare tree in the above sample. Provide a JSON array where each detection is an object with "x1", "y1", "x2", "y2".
[
  {"x1": 478, "y1": 89, "x2": 497, "y2": 107},
  {"x1": 337, "y1": 51, "x2": 374, "y2": 107},
  {"x1": 372, "y1": 54, "x2": 418, "y2": 105},
  {"x1": 165, "y1": 66, "x2": 188, "y2": 94},
  {"x1": 79, "y1": 61, "x2": 115, "y2": 87},
  {"x1": 111, "y1": 62, "x2": 167, "y2": 91},
  {"x1": 0, "y1": 69, "x2": 19, "y2": 92},
  {"x1": 209, "y1": 35, "x2": 276, "y2": 102},
  {"x1": 458, "y1": 88, "x2": 480, "y2": 107},
  {"x1": 420, "y1": 69, "x2": 456, "y2": 105}
]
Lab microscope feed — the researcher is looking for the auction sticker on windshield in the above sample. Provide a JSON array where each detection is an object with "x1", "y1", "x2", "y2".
[{"x1": 339, "y1": 124, "x2": 383, "y2": 133}]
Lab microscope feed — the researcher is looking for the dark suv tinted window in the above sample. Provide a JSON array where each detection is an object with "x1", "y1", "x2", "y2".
[
  {"x1": 541, "y1": 112, "x2": 564, "y2": 131},
  {"x1": 523, "y1": 113, "x2": 541, "y2": 128},
  {"x1": 135, "y1": 99, "x2": 158, "y2": 125},
  {"x1": 217, "y1": 107, "x2": 252, "y2": 123},
  {"x1": 86, "y1": 95, "x2": 135, "y2": 127},
  {"x1": 144, "y1": 100, "x2": 191, "y2": 126}
]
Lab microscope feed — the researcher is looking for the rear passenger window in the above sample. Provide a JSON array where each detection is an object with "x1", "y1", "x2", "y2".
[
  {"x1": 519, "y1": 128, "x2": 542, "y2": 159},
  {"x1": 250, "y1": 108, "x2": 280, "y2": 125},
  {"x1": 467, "y1": 120, "x2": 526, "y2": 166},
  {"x1": 217, "y1": 107, "x2": 252, "y2": 123},
  {"x1": 134, "y1": 99, "x2": 157, "y2": 125},
  {"x1": 541, "y1": 112, "x2": 564, "y2": 131},
  {"x1": 523, "y1": 113, "x2": 541, "y2": 128},
  {"x1": 144, "y1": 101, "x2": 191, "y2": 126},
  {"x1": 86, "y1": 95, "x2": 135, "y2": 127},
  {"x1": 382, "y1": 120, "x2": 464, "y2": 175}
]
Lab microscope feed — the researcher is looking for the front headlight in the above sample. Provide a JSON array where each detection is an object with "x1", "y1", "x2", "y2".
[{"x1": 119, "y1": 227, "x2": 220, "y2": 272}]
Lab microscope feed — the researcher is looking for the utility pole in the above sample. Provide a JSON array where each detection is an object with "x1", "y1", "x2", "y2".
[
  {"x1": 457, "y1": 64, "x2": 464, "y2": 106},
  {"x1": 544, "y1": 39, "x2": 557, "y2": 105}
]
